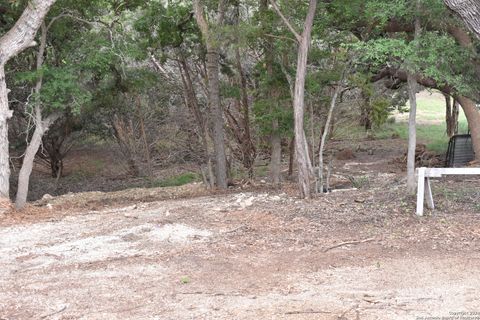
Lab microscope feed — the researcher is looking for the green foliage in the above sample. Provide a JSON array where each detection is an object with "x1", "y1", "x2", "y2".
[
  {"x1": 364, "y1": 0, "x2": 410, "y2": 25},
  {"x1": 16, "y1": 66, "x2": 91, "y2": 114},
  {"x1": 371, "y1": 97, "x2": 391, "y2": 127},
  {"x1": 134, "y1": 1, "x2": 200, "y2": 54},
  {"x1": 252, "y1": 61, "x2": 293, "y2": 137},
  {"x1": 253, "y1": 98, "x2": 293, "y2": 137}
]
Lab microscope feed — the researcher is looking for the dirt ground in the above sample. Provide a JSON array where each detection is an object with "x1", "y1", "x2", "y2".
[{"x1": 2, "y1": 139, "x2": 480, "y2": 320}]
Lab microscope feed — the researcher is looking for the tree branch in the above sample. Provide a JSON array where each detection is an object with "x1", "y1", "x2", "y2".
[{"x1": 269, "y1": 0, "x2": 302, "y2": 42}]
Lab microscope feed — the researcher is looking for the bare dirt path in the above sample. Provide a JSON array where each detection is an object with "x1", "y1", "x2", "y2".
[{"x1": 1, "y1": 182, "x2": 480, "y2": 320}]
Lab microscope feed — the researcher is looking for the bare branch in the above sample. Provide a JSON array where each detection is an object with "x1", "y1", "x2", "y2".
[{"x1": 269, "y1": 0, "x2": 302, "y2": 42}]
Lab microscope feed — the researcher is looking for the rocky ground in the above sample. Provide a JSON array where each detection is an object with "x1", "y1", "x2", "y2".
[
  {"x1": 2, "y1": 137, "x2": 480, "y2": 319},
  {"x1": 1, "y1": 165, "x2": 480, "y2": 319}
]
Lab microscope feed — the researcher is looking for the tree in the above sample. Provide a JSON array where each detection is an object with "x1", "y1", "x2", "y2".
[
  {"x1": 444, "y1": 0, "x2": 480, "y2": 39},
  {"x1": 0, "y1": 0, "x2": 57, "y2": 203},
  {"x1": 15, "y1": 21, "x2": 60, "y2": 209},
  {"x1": 192, "y1": 0, "x2": 228, "y2": 189},
  {"x1": 270, "y1": 0, "x2": 317, "y2": 198},
  {"x1": 406, "y1": 1, "x2": 422, "y2": 194},
  {"x1": 347, "y1": 0, "x2": 480, "y2": 162}
]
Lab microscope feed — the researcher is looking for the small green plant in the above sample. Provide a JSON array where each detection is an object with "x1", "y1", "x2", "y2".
[
  {"x1": 350, "y1": 175, "x2": 370, "y2": 189},
  {"x1": 180, "y1": 276, "x2": 190, "y2": 284},
  {"x1": 150, "y1": 172, "x2": 199, "y2": 188}
]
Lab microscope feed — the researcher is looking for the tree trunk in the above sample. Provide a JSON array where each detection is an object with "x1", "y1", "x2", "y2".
[
  {"x1": 406, "y1": 74, "x2": 418, "y2": 194},
  {"x1": 261, "y1": 0, "x2": 282, "y2": 185},
  {"x1": 309, "y1": 100, "x2": 315, "y2": 168},
  {"x1": 0, "y1": 65, "x2": 10, "y2": 199},
  {"x1": 318, "y1": 66, "x2": 348, "y2": 193},
  {"x1": 288, "y1": 136, "x2": 295, "y2": 177},
  {"x1": 292, "y1": 0, "x2": 317, "y2": 198},
  {"x1": 445, "y1": 94, "x2": 459, "y2": 138},
  {"x1": 193, "y1": 0, "x2": 228, "y2": 189},
  {"x1": 456, "y1": 95, "x2": 480, "y2": 159},
  {"x1": 0, "y1": 0, "x2": 57, "y2": 201},
  {"x1": 15, "y1": 111, "x2": 59, "y2": 209},
  {"x1": 444, "y1": 0, "x2": 480, "y2": 39},
  {"x1": 136, "y1": 95, "x2": 152, "y2": 175},
  {"x1": 406, "y1": 4, "x2": 421, "y2": 195},
  {"x1": 206, "y1": 51, "x2": 228, "y2": 189},
  {"x1": 235, "y1": 47, "x2": 255, "y2": 178},
  {"x1": 270, "y1": 119, "x2": 282, "y2": 186},
  {"x1": 178, "y1": 58, "x2": 214, "y2": 188},
  {"x1": 453, "y1": 99, "x2": 460, "y2": 135}
]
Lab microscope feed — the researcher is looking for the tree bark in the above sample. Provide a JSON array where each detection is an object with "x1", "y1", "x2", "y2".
[
  {"x1": 15, "y1": 22, "x2": 61, "y2": 209},
  {"x1": 15, "y1": 110, "x2": 59, "y2": 209},
  {"x1": 456, "y1": 95, "x2": 480, "y2": 158},
  {"x1": 0, "y1": 65, "x2": 10, "y2": 199},
  {"x1": 318, "y1": 66, "x2": 348, "y2": 193},
  {"x1": 444, "y1": 0, "x2": 480, "y2": 39},
  {"x1": 272, "y1": 0, "x2": 317, "y2": 198},
  {"x1": 406, "y1": 6, "x2": 421, "y2": 195},
  {"x1": 287, "y1": 137, "x2": 294, "y2": 178},
  {"x1": 406, "y1": 74, "x2": 418, "y2": 194},
  {"x1": 0, "y1": 0, "x2": 57, "y2": 200},
  {"x1": 270, "y1": 119, "x2": 282, "y2": 185},
  {"x1": 234, "y1": 46, "x2": 255, "y2": 178},
  {"x1": 445, "y1": 94, "x2": 459, "y2": 138},
  {"x1": 261, "y1": 0, "x2": 282, "y2": 185},
  {"x1": 178, "y1": 58, "x2": 214, "y2": 188},
  {"x1": 193, "y1": 0, "x2": 228, "y2": 189}
]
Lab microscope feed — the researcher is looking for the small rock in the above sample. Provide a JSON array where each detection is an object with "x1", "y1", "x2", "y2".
[
  {"x1": 42, "y1": 194, "x2": 54, "y2": 200},
  {"x1": 240, "y1": 196, "x2": 255, "y2": 209}
]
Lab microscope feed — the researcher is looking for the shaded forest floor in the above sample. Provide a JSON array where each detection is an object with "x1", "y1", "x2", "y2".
[{"x1": 2, "y1": 135, "x2": 480, "y2": 319}]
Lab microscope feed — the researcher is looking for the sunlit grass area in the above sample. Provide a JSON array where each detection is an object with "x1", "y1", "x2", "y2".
[
  {"x1": 332, "y1": 90, "x2": 469, "y2": 153},
  {"x1": 391, "y1": 91, "x2": 468, "y2": 152}
]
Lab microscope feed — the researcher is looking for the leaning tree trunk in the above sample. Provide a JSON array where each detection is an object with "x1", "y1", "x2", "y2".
[
  {"x1": 15, "y1": 22, "x2": 61, "y2": 209},
  {"x1": 456, "y1": 96, "x2": 480, "y2": 159},
  {"x1": 15, "y1": 109, "x2": 59, "y2": 209},
  {"x1": 178, "y1": 58, "x2": 215, "y2": 188},
  {"x1": 444, "y1": 0, "x2": 480, "y2": 39},
  {"x1": 0, "y1": 0, "x2": 57, "y2": 201},
  {"x1": 318, "y1": 65, "x2": 349, "y2": 193}
]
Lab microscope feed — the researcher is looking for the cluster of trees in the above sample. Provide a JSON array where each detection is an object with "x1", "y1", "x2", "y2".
[{"x1": 1, "y1": 0, "x2": 480, "y2": 209}]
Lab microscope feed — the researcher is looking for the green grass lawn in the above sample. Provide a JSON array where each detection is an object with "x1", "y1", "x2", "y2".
[
  {"x1": 389, "y1": 92, "x2": 468, "y2": 153},
  {"x1": 373, "y1": 122, "x2": 468, "y2": 153},
  {"x1": 333, "y1": 91, "x2": 469, "y2": 153}
]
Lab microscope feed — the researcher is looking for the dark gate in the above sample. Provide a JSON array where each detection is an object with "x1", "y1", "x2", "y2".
[{"x1": 445, "y1": 134, "x2": 475, "y2": 167}]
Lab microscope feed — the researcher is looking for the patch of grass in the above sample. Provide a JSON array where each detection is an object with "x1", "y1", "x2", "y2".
[
  {"x1": 372, "y1": 120, "x2": 469, "y2": 153},
  {"x1": 150, "y1": 173, "x2": 199, "y2": 188},
  {"x1": 180, "y1": 276, "x2": 190, "y2": 284},
  {"x1": 349, "y1": 175, "x2": 370, "y2": 189},
  {"x1": 90, "y1": 159, "x2": 106, "y2": 172},
  {"x1": 368, "y1": 91, "x2": 470, "y2": 153},
  {"x1": 254, "y1": 165, "x2": 269, "y2": 177}
]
